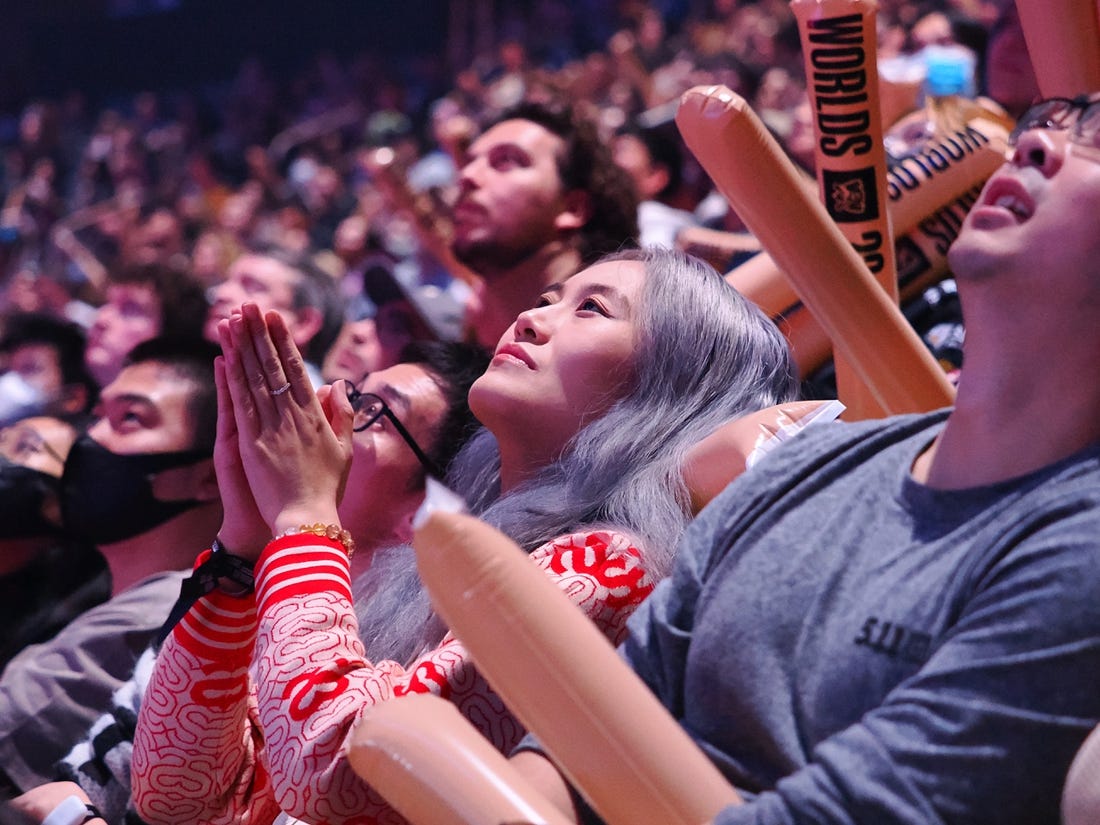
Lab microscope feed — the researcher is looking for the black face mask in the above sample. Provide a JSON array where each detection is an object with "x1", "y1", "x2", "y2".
[
  {"x1": 0, "y1": 456, "x2": 62, "y2": 540},
  {"x1": 60, "y1": 434, "x2": 211, "y2": 546}
]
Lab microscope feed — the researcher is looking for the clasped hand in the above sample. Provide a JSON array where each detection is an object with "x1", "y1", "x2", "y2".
[{"x1": 213, "y1": 303, "x2": 354, "y2": 560}]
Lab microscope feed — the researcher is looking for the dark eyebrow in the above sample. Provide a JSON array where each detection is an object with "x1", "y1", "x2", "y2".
[
  {"x1": 106, "y1": 392, "x2": 155, "y2": 409},
  {"x1": 376, "y1": 382, "x2": 412, "y2": 415},
  {"x1": 488, "y1": 141, "x2": 532, "y2": 160}
]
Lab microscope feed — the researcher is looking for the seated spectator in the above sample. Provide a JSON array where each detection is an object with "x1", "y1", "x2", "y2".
[
  {"x1": 450, "y1": 100, "x2": 639, "y2": 349},
  {"x1": 612, "y1": 122, "x2": 699, "y2": 249},
  {"x1": 510, "y1": 94, "x2": 1100, "y2": 825},
  {"x1": 204, "y1": 243, "x2": 344, "y2": 386},
  {"x1": 83, "y1": 262, "x2": 208, "y2": 389},
  {"x1": 131, "y1": 246, "x2": 798, "y2": 824},
  {"x1": 5, "y1": 340, "x2": 490, "y2": 825},
  {"x1": 0, "y1": 416, "x2": 109, "y2": 672},
  {"x1": 322, "y1": 260, "x2": 463, "y2": 384},
  {"x1": 0, "y1": 313, "x2": 97, "y2": 426},
  {"x1": 0, "y1": 337, "x2": 222, "y2": 798}
]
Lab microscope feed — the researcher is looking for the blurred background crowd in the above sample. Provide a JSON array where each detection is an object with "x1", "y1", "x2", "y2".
[{"x1": 0, "y1": 0, "x2": 1033, "y2": 426}]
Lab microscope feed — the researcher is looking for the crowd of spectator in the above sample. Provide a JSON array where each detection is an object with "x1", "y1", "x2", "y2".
[{"x1": 3, "y1": 1, "x2": 1083, "y2": 824}]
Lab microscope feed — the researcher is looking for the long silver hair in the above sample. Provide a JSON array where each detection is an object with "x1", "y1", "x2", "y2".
[{"x1": 355, "y1": 247, "x2": 798, "y2": 663}]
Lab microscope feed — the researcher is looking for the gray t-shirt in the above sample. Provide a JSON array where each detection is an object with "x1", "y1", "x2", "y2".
[
  {"x1": 622, "y1": 411, "x2": 1100, "y2": 825},
  {"x1": 0, "y1": 571, "x2": 186, "y2": 792}
]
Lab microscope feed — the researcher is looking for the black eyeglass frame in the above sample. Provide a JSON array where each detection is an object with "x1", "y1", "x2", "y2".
[
  {"x1": 346, "y1": 388, "x2": 443, "y2": 479},
  {"x1": 1008, "y1": 94, "x2": 1100, "y2": 149}
]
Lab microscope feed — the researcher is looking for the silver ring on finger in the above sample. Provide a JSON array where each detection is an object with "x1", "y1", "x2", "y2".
[{"x1": 270, "y1": 382, "x2": 292, "y2": 397}]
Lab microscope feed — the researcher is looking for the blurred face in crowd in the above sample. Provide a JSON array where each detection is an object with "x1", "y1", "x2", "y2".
[
  {"x1": 321, "y1": 300, "x2": 421, "y2": 384},
  {"x1": 0, "y1": 416, "x2": 76, "y2": 554},
  {"x1": 85, "y1": 283, "x2": 162, "y2": 388},
  {"x1": 451, "y1": 119, "x2": 580, "y2": 276},
  {"x1": 205, "y1": 253, "x2": 320, "y2": 351},
  {"x1": 0, "y1": 415, "x2": 75, "y2": 478},
  {"x1": 6, "y1": 343, "x2": 65, "y2": 403},
  {"x1": 125, "y1": 210, "x2": 185, "y2": 267},
  {"x1": 612, "y1": 133, "x2": 665, "y2": 201}
]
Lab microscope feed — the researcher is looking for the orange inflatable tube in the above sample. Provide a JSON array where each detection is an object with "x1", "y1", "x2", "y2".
[
  {"x1": 792, "y1": 0, "x2": 896, "y2": 297},
  {"x1": 777, "y1": 303, "x2": 835, "y2": 378},
  {"x1": 726, "y1": 113, "x2": 1009, "y2": 317},
  {"x1": 725, "y1": 113, "x2": 1007, "y2": 389},
  {"x1": 1015, "y1": 0, "x2": 1100, "y2": 99},
  {"x1": 413, "y1": 509, "x2": 742, "y2": 825},
  {"x1": 757, "y1": 180, "x2": 986, "y2": 379},
  {"x1": 678, "y1": 85, "x2": 955, "y2": 414},
  {"x1": 349, "y1": 692, "x2": 572, "y2": 825},
  {"x1": 792, "y1": 0, "x2": 895, "y2": 418}
]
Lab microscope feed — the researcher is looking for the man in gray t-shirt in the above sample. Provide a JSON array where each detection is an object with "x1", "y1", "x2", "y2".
[{"x1": 514, "y1": 94, "x2": 1100, "y2": 825}]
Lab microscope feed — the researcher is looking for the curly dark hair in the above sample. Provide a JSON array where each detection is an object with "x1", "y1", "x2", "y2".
[{"x1": 492, "y1": 100, "x2": 639, "y2": 262}]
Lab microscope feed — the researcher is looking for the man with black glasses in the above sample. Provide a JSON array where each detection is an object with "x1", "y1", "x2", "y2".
[{"x1": 513, "y1": 94, "x2": 1100, "y2": 825}]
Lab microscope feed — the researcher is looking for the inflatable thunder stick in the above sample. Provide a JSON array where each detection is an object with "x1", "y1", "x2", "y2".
[
  {"x1": 412, "y1": 509, "x2": 742, "y2": 825},
  {"x1": 726, "y1": 114, "x2": 1010, "y2": 314},
  {"x1": 792, "y1": 0, "x2": 896, "y2": 298},
  {"x1": 1016, "y1": 0, "x2": 1100, "y2": 99},
  {"x1": 677, "y1": 86, "x2": 954, "y2": 414},
  {"x1": 349, "y1": 692, "x2": 571, "y2": 825},
  {"x1": 791, "y1": 0, "x2": 895, "y2": 417},
  {"x1": 782, "y1": 180, "x2": 987, "y2": 377},
  {"x1": 778, "y1": 302, "x2": 835, "y2": 377}
]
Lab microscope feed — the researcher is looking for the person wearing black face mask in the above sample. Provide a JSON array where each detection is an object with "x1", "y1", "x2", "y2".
[
  {"x1": 60, "y1": 434, "x2": 213, "y2": 548},
  {"x1": 0, "y1": 338, "x2": 221, "y2": 801},
  {"x1": 0, "y1": 417, "x2": 109, "y2": 672}
]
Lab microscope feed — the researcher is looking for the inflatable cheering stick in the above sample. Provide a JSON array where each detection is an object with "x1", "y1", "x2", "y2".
[
  {"x1": 677, "y1": 85, "x2": 954, "y2": 414},
  {"x1": 1016, "y1": 0, "x2": 1100, "y2": 99},
  {"x1": 349, "y1": 692, "x2": 571, "y2": 825},
  {"x1": 412, "y1": 486, "x2": 742, "y2": 825}
]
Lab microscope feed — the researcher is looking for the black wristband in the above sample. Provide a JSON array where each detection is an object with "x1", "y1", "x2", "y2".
[
  {"x1": 209, "y1": 538, "x2": 257, "y2": 595},
  {"x1": 154, "y1": 540, "x2": 257, "y2": 648}
]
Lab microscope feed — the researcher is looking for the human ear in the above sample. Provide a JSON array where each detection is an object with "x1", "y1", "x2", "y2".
[
  {"x1": 288, "y1": 305, "x2": 324, "y2": 349},
  {"x1": 554, "y1": 190, "x2": 593, "y2": 232},
  {"x1": 58, "y1": 384, "x2": 89, "y2": 417},
  {"x1": 392, "y1": 500, "x2": 420, "y2": 545},
  {"x1": 642, "y1": 165, "x2": 670, "y2": 201}
]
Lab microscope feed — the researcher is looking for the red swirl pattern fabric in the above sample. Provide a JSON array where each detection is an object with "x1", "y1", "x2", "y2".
[{"x1": 132, "y1": 529, "x2": 652, "y2": 824}]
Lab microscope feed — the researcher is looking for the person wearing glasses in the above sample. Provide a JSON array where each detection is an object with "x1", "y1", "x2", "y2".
[
  {"x1": 129, "y1": 246, "x2": 797, "y2": 824},
  {"x1": 504, "y1": 95, "x2": 1100, "y2": 825},
  {"x1": 5, "y1": 340, "x2": 489, "y2": 825},
  {"x1": 0, "y1": 416, "x2": 108, "y2": 672}
]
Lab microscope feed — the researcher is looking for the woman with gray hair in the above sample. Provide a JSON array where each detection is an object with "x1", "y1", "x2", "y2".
[{"x1": 132, "y1": 246, "x2": 799, "y2": 825}]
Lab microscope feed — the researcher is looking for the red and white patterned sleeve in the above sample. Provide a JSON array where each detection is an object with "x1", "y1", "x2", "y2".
[
  {"x1": 132, "y1": 548, "x2": 282, "y2": 825},
  {"x1": 254, "y1": 529, "x2": 654, "y2": 825}
]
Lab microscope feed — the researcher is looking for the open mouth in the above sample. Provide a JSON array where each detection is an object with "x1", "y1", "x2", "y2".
[{"x1": 979, "y1": 177, "x2": 1034, "y2": 223}]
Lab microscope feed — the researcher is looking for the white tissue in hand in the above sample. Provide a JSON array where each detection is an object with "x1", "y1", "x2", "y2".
[{"x1": 746, "y1": 399, "x2": 846, "y2": 469}]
